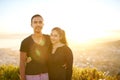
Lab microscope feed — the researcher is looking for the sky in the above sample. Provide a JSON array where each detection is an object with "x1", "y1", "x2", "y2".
[{"x1": 0, "y1": 0, "x2": 120, "y2": 44}]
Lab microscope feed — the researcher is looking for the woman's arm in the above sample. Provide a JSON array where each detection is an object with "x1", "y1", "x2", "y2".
[{"x1": 65, "y1": 47, "x2": 73, "y2": 80}]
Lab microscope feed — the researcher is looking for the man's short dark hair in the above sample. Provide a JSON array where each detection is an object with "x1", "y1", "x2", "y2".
[{"x1": 31, "y1": 14, "x2": 43, "y2": 23}]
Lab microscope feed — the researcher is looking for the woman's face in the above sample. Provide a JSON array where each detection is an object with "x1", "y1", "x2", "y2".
[{"x1": 50, "y1": 30, "x2": 61, "y2": 45}]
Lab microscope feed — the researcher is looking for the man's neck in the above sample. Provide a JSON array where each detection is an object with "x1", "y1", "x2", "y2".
[{"x1": 33, "y1": 32, "x2": 42, "y2": 38}]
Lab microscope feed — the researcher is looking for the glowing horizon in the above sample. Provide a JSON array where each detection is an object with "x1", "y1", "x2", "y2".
[{"x1": 0, "y1": 0, "x2": 120, "y2": 44}]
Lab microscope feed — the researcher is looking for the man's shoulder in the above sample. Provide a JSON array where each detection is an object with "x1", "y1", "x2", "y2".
[
  {"x1": 43, "y1": 34, "x2": 50, "y2": 39},
  {"x1": 43, "y1": 34, "x2": 50, "y2": 37},
  {"x1": 21, "y1": 35, "x2": 31, "y2": 43}
]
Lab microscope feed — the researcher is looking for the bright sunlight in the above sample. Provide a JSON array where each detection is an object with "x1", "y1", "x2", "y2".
[
  {"x1": 0, "y1": 0, "x2": 120, "y2": 45},
  {"x1": 66, "y1": 25, "x2": 115, "y2": 45}
]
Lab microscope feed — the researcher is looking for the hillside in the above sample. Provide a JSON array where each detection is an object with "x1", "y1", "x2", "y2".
[
  {"x1": 73, "y1": 40, "x2": 120, "y2": 75},
  {"x1": 0, "y1": 40, "x2": 120, "y2": 75},
  {"x1": 0, "y1": 48, "x2": 19, "y2": 66}
]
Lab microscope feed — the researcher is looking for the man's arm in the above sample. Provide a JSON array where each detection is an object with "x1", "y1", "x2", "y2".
[{"x1": 19, "y1": 52, "x2": 27, "y2": 80}]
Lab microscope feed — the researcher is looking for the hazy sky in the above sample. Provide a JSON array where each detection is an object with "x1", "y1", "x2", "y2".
[{"x1": 0, "y1": 0, "x2": 120, "y2": 43}]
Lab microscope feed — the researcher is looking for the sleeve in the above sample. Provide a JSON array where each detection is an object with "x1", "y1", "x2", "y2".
[
  {"x1": 45, "y1": 34, "x2": 52, "y2": 53},
  {"x1": 45, "y1": 34, "x2": 52, "y2": 65},
  {"x1": 20, "y1": 40, "x2": 28, "y2": 53},
  {"x1": 65, "y1": 46, "x2": 73, "y2": 80}
]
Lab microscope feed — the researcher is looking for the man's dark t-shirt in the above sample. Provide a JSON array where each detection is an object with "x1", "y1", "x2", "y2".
[{"x1": 20, "y1": 34, "x2": 51, "y2": 75}]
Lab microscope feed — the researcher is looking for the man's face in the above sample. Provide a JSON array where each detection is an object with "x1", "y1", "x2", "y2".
[{"x1": 31, "y1": 16, "x2": 44, "y2": 33}]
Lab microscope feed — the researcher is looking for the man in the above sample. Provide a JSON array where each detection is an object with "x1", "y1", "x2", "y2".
[{"x1": 19, "y1": 14, "x2": 51, "y2": 80}]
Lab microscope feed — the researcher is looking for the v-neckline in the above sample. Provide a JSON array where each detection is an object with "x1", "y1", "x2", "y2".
[
  {"x1": 31, "y1": 34, "x2": 45, "y2": 46},
  {"x1": 51, "y1": 44, "x2": 65, "y2": 54}
]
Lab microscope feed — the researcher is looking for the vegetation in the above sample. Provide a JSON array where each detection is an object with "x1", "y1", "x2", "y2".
[
  {"x1": 72, "y1": 66, "x2": 117, "y2": 80},
  {"x1": 0, "y1": 65, "x2": 118, "y2": 80},
  {"x1": 72, "y1": 41, "x2": 120, "y2": 76},
  {"x1": 0, "y1": 65, "x2": 19, "y2": 80}
]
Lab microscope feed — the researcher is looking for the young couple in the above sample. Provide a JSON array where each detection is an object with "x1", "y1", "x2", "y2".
[{"x1": 19, "y1": 14, "x2": 73, "y2": 80}]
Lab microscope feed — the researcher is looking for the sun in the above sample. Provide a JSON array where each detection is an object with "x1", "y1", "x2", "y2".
[{"x1": 67, "y1": 28, "x2": 112, "y2": 45}]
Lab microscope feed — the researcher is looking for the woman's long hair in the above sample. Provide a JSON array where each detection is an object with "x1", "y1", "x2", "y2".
[{"x1": 52, "y1": 27, "x2": 68, "y2": 45}]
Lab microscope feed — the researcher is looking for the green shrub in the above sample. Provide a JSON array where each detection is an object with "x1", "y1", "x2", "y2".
[
  {"x1": 0, "y1": 65, "x2": 20, "y2": 80},
  {"x1": 0, "y1": 65, "x2": 117, "y2": 80},
  {"x1": 72, "y1": 66, "x2": 117, "y2": 80}
]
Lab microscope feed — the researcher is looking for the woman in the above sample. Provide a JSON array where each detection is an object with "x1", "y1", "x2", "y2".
[{"x1": 48, "y1": 27, "x2": 73, "y2": 80}]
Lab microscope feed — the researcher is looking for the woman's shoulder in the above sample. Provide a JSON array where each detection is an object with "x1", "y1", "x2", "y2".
[
  {"x1": 61, "y1": 45, "x2": 73, "y2": 57},
  {"x1": 61, "y1": 45, "x2": 72, "y2": 51}
]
